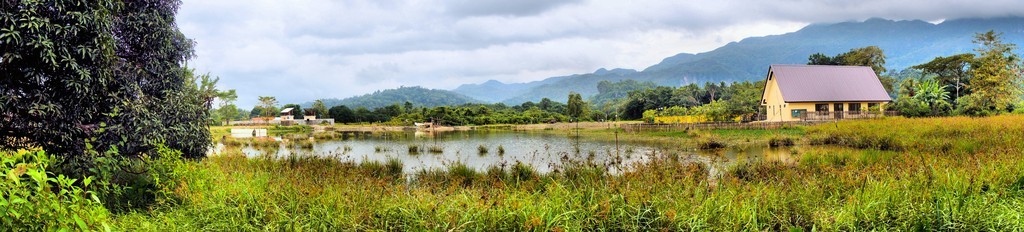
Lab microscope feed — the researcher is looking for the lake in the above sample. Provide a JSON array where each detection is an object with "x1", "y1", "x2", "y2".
[{"x1": 219, "y1": 131, "x2": 796, "y2": 175}]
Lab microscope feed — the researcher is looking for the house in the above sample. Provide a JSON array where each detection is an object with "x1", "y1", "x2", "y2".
[
  {"x1": 279, "y1": 107, "x2": 295, "y2": 121},
  {"x1": 761, "y1": 64, "x2": 891, "y2": 122}
]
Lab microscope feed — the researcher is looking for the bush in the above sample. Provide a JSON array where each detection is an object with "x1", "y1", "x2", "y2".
[
  {"x1": 1, "y1": 150, "x2": 111, "y2": 230},
  {"x1": 696, "y1": 136, "x2": 726, "y2": 150},
  {"x1": 768, "y1": 137, "x2": 795, "y2": 147},
  {"x1": 91, "y1": 144, "x2": 186, "y2": 213}
]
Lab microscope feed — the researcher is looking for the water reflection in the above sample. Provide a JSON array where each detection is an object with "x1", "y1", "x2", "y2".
[{"x1": 219, "y1": 131, "x2": 797, "y2": 176}]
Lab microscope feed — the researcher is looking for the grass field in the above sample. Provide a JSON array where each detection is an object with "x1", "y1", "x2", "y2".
[
  {"x1": 7, "y1": 116, "x2": 1024, "y2": 230},
  {"x1": 101, "y1": 115, "x2": 1024, "y2": 230}
]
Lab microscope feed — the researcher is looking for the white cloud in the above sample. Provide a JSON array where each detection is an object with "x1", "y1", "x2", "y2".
[{"x1": 177, "y1": 0, "x2": 1024, "y2": 107}]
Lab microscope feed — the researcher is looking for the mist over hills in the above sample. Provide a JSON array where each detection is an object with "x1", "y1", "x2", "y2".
[{"x1": 454, "y1": 17, "x2": 1024, "y2": 104}]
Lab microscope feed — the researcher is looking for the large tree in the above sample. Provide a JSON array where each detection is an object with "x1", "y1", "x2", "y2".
[
  {"x1": 258, "y1": 96, "x2": 278, "y2": 118},
  {"x1": 1, "y1": 0, "x2": 209, "y2": 167},
  {"x1": 913, "y1": 53, "x2": 975, "y2": 102},
  {"x1": 311, "y1": 99, "x2": 328, "y2": 118},
  {"x1": 328, "y1": 105, "x2": 355, "y2": 123},
  {"x1": 566, "y1": 92, "x2": 586, "y2": 119},
  {"x1": 957, "y1": 31, "x2": 1023, "y2": 116},
  {"x1": 215, "y1": 89, "x2": 238, "y2": 125}
]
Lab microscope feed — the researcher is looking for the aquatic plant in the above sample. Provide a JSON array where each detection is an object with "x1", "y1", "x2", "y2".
[
  {"x1": 407, "y1": 144, "x2": 422, "y2": 154},
  {"x1": 477, "y1": 145, "x2": 488, "y2": 154}
]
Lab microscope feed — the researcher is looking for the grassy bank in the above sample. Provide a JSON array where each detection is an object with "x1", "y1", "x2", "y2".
[{"x1": 105, "y1": 116, "x2": 1024, "y2": 230}]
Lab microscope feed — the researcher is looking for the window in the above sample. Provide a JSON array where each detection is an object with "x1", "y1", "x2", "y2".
[
  {"x1": 849, "y1": 103, "x2": 862, "y2": 112},
  {"x1": 815, "y1": 104, "x2": 829, "y2": 116},
  {"x1": 868, "y1": 103, "x2": 879, "y2": 110},
  {"x1": 791, "y1": 109, "x2": 807, "y2": 118}
]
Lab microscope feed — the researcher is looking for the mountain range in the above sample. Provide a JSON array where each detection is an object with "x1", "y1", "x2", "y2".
[
  {"x1": 309, "y1": 17, "x2": 1024, "y2": 109},
  {"x1": 453, "y1": 17, "x2": 1024, "y2": 104},
  {"x1": 309, "y1": 86, "x2": 479, "y2": 109}
]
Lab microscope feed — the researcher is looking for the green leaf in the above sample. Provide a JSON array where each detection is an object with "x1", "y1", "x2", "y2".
[
  {"x1": 73, "y1": 214, "x2": 88, "y2": 230},
  {"x1": 10, "y1": 197, "x2": 26, "y2": 204}
]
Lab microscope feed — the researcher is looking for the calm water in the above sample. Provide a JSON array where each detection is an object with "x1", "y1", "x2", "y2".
[{"x1": 220, "y1": 131, "x2": 795, "y2": 175}]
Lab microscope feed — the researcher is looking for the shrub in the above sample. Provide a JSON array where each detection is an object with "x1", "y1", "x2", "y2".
[
  {"x1": 696, "y1": 136, "x2": 726, "y2": 150},
  {"x1": 768, "y1": 137, "x2": 795, "y2": 147},
  {"x1": 407, "y1": 144, "x2": 422, "y2": 154},
  {"x1": 290, "y1": 139, "x2": 314, "y2": 150},
  {"x1": 477, "y1": 145, "x2": 489, "y2": 154},
  {"x1": 497, "y1": 145, "x2": 506, "y2": 155},
  {"x1": 428, "y1": 146, "x2": 444, "y2": 154},
  {"x1": 91, "y1": 144, "x2": 186, "y2": 213},
  {"x1": 1, "y1": 150, "x2": 111, "y2": 230}
]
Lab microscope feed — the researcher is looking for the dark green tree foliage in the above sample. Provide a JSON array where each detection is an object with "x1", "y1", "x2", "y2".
[
  {"x1": 249, "y1": 106, "x2": 265, "y2": 118},
  {"x1": 807, "y1": 53, "x2": 841, "y2": 65},
  {"x1": 618, "y1": 81, "x2": 765, "y2": 120},
  {"x1": 0, "y1": 0, "x2": 208, "y2": 167},
  {"x1": 328, "y1": 105, "x2": 355, "y2": 123},
  {"x1": 566, "y1": 92, "x2": 585, "y2": 119}
]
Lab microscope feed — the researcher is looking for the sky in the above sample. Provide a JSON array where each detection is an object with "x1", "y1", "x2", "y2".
[{"x1": 176, "y1": 0, "x2": 1024, "y2": 108}]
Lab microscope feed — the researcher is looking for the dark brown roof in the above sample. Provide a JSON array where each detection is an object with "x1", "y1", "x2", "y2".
[{"x1": 770, "y1": 64, "x2": 892, "y2": 102}]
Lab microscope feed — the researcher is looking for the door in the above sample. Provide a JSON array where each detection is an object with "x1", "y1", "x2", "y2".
[{"x1": 833, "y1": 103, "x2": 844, "y2": 119}]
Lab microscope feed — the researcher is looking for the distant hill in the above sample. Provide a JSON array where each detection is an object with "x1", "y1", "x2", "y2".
[
  {"x1": 453, "y1": 17, "x2": 1024, "y2": 104},
  {"x1": 306, "y1": 86, "x2": 480, "y2": 109}
]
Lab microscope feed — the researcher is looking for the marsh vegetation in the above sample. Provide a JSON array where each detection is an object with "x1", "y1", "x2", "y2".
[{"x1": 99, "y1": 116, "x2": 1024, "y2": 230}]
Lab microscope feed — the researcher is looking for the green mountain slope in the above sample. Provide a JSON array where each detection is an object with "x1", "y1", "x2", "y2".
[{"x1": 308, "y1": 86, "x2": 480, "y2": 109}]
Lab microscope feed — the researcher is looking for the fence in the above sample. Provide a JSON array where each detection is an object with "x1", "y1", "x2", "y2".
[
  {"x1": 621, "y1": 111, "x2": 899, "y2": 132},
  {"x1": 797, "y1": 111, "x2": 899, "y2": 121},
  {"x1": 228, "y1": 118, "x2": 335, "y2": 126},
  {"x1": 621, "y1": 121, "x2": 822, "y2": 132}
]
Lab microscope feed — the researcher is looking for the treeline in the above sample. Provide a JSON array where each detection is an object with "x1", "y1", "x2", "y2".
[
  {"x1": 885, "y1": 31, "x2": 1024, "y2": 116},
  {"x1": 615, "y1": 81, "x2": 765, "y2": 122}
]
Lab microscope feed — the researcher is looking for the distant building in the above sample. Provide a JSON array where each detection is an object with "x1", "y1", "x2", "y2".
[
  {"x1": 229, "y1": 107, "x2": 334, "y2": 126},
  {"x1": 279, "y1": 107, "x2": 294, "y2": 121},
  {"x1": 761, "y1": 65, "x2": 892, "y2": 122}
]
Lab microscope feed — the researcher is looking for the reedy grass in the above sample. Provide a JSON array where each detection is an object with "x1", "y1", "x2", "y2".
[
  {"x1": 407, "y1": 144, "x2": 422, "y2": 154},
  {"x1": 477, "y1": 145, "x2": 488, "y2": 155},
  {"x1": 112, "y1": 115, "x2": 1024, "y2": 230}
]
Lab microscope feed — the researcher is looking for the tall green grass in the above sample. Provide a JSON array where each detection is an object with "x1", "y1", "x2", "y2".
[{"x1": 104, "y1": 115, "x2": 1024, "y2": 230}]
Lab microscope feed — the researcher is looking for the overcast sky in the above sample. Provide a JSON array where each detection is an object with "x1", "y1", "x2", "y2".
[{"x1": 177, "y1": 0, "x2": 1024, "y2": 108}]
